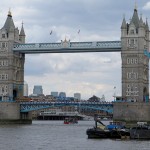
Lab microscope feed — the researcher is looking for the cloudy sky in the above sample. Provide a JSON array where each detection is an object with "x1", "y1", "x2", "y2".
[{"x1": 1, "y1": 0, "x2": 150, "y2": 101}]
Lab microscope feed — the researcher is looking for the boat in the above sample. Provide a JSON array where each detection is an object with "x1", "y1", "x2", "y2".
[
  {"x1": 87, "y1": 120, "x2": 150, "y2": 139},
  {"x1": 107, "y1": 121, "x2": 125, "y2": 130},
  {"x1": 130, "y1": 122, "x2": 150, "y2": 139},
  {"x1": 86, "y1": 124, "x2": 110, "y2": 138},
  {"x1": 86, "y1": 118, "x2": 130, "y2": 139},
  {"x1": 38, "y1": 109, "x2": 83, "y2": 120},
  {"x1": 64, "y1": 117, "x2": 78, "y2": 124}
]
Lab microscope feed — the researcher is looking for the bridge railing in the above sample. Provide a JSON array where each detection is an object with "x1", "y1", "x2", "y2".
[{"x1": 20, "y1": 101, "x2": 113, "y2": 105}]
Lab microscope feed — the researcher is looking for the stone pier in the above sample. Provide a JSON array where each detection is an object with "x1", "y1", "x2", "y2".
[
  {"x1": 0, "y1": 102, "x2": 32, "y2": 124},
  {"x1": 113, "y1": 102, "x2": 150, "y2": 123}
]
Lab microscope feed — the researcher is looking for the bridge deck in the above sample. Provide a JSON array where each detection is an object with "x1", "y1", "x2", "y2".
[{"x1": 13, "y1": 41, "x2": 121, "y2": 54}]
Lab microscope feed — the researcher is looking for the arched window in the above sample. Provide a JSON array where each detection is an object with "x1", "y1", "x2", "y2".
[{"x1": 130, "y1": 29, "x2": 135, "y2": 34}]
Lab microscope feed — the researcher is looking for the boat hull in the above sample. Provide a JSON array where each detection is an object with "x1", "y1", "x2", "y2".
[
  {"x1": 130, "y1": 127, "x2": 150, "y2": 139},
  {"x1": 86, "y1": 128, "x2": 110, "y2": 139},
  {"x1": 86, "y1": 128, "x2": 130, "y2": 139}
]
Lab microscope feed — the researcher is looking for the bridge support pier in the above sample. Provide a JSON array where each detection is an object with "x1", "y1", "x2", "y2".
[
  {"x1": 113, "y1": 102, "x2": 150, "y2": 124},
  {"x1": 0, "y1": 102, "x2": 32, "y2": 124}
]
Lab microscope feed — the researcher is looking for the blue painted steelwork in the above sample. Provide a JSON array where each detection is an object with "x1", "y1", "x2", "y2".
[
  {"x1": 144, "y1": 50, "x2": 150, "y2": 58},
  {"x1": 0, "y1": 100, "x2": 15, "y2": 102},
  {"x1": 20, "y1": 101, "x2": 113, "y2": 113},
  {"x1": 13, "y1": 41, "x2": 121, "y2": 54},
  {"x1": 79, "y1": 106, "x2": 113, "y2": 113}
]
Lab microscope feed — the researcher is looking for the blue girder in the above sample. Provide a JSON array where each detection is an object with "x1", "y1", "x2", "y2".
[
  {"x1": 20, "y1": 101, "x2": 113, "y2": 113},
  {"x1": 79, "y1": 106, "x2": 113, "y2": 113}
]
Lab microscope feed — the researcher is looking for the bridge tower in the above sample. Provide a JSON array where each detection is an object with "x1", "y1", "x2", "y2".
[
  {"x1": 0, "y1": 11, "x2": 25, "y2": 101},
  {"x1": 121, "y1": 7, "x2": 149, "y2": 102}
]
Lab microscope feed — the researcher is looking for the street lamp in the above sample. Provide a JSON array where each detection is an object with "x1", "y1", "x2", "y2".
[{"x1": 113, "y1": 86, "x2": 116, "y2": 101}]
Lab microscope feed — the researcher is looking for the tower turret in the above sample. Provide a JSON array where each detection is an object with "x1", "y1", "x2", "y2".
[
  {"x1": 121, "y1": 15, "x2": 127, "y2": 37},
  {"x1": 131, "y1": 7, "x2": 139, "y2": 29},
  {"x1": 2, "y1": 10, "x2": 15, "y2": 40},
  {"x1": 19, "y1": 22, "x2": 26, "y2": 44},
  {"x1": 138, "y1": 14, "x2": 145, "y2": 37}
]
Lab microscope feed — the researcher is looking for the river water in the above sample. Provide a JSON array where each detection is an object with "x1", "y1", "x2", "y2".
[{"x1": 0, "y1": 121, "x2": 150, "y2": 150}]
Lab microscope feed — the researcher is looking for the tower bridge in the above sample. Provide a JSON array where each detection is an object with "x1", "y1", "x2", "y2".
[{"x1": 0, "y1": 7, "x2": 150, "y2": 123}]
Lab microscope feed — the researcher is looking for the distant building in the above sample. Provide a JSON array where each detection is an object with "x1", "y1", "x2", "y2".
[
  {"x1": 23, "y1": 81, "x2": 28, "y2": 96},
  {"x1": 59, "y1": 92, "x2": 66, "y2": 98},
  {"x1": 51, "y1": 92, "x2": 58, "y2": 97},
  {"x1": 88, "y1": 95, "x2": 100, "y2": 102},
  {"x1": 100, "y1": 94, "x2": 106, "y2": 102},
  {"x1": 74, "y1": 93, "x2": 81, "y2": 100},
  {"x1": 33, "y1": 85, "x2": 43, "y2": 95}
]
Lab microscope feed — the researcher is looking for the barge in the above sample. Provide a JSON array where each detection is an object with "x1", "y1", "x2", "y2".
[
  {"x1": 86, "y1": 120, "x2": 150, "y2": 139},
  {"x1": 86, "y1": 119, "x2": 130, "y2": 139}
]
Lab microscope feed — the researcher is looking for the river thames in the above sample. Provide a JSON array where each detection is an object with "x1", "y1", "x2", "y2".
[{"x1": 0, "y1": 121, "x2": 150, "y2": 150}]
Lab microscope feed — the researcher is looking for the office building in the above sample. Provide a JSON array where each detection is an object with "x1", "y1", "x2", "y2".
[
  {"x1": 74, "y1": 93, "x2": 81, "y2": 100},
  {"x1": 51, "y1": 92, "x2": 58, "y2": 97},
  {"x1": 33, "y1": 85, "x2": 43, "y2": 95},
  {"x1": 23, "y1": 81, "x2": 28, "y2": 96}
]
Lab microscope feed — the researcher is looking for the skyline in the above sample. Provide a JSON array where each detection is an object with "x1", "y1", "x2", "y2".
[
  {"x1": 1, "y1": 0, "x2": 150, "y2": 100},
  {"x1": 29, "y1": 84, "x2": 93, "y2": 100}
]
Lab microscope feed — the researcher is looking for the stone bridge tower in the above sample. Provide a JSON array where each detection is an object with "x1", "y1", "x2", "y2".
[
  {"x1": 0, "y1": 11, "x2": 25, "y2": 101},
  {"x1": 121, "y1": 7, "x2": 149, "y2": 102}
]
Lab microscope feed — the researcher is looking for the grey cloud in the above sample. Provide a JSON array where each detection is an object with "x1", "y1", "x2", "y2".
[{"x1": 25, "y1": 52, "x2": 121, "y2": 75}]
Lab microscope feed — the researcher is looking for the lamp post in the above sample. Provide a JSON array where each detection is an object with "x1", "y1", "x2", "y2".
[{"x1": 113, "y1": 86, "x2": 116, "y2": 101}]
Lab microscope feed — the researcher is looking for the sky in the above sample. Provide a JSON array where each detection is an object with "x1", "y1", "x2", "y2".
[{"x1": 1, "y1": 0, "x2": 150, "y2": 101}]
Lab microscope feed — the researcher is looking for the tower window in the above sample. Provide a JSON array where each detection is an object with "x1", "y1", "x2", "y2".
[
  {"x1": 2, "y1": 43, "x2": 5, "y2": 48},
  {"x1": 135, "y1": 59, "x2": 138, "y2": 64},
  {"x1": 2, "y1": 34, "x2": 5, "y2": 38},
  {"x1": 0, "y1": 60, "x2": 8, "y2": 66},
  {"x1": 0, "y1": 74, "x2": 8, "y2": 80},
  {"x1": 131, "y1": 58, "x2": 134, "y2": 64},
  {"x1": 130, "y1": 29, "x2": 135, "y2": 34},
  {"x1": 130, "y1": 39, "x2": 134, "y2": 46},
  {"x1": 0, "y1": 85, "x2": 8, "y2": 95},
  {"x1": 127, "y1": 58, "x2": 130, "y2": 64}
]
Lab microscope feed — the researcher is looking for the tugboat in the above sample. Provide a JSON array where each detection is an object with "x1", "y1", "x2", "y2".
[{"x1": 86, "y1": 118, "x2": 130, "y2": 139}]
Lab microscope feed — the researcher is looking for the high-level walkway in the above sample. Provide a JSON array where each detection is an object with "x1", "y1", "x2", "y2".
[{"x1": 13, "y1": 41, "x2": 121, "y2": 53}]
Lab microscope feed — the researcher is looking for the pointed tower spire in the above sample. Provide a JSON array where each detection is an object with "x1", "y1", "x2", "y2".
[
  {"x1": 134, "y1": 1, "x2": 137, "y2": 11},
  {"x1": 19, "y1": 21, "x2": 26, "y2": 43},
  {"x1": 145, "y1": 18, "x2": 149, "y2": 31},
  {"x1": 121, "y1": 14, "x2": 127, "y2": 29},
  {"x1": 8, "y1": 8, "x2": 12, "y2": 17},
  {"x1": 131, "y1": 4, "x2": 139, "y2": 28},
  {"x1": 2, "y1": 9, "x2": 15, "y2": 31},
  {"x1": 139, "y1": 14, "x2": 144, "y2": 27},
  {"x1": 20, "y1": 21, "x2": 25, "y2": 36}
]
